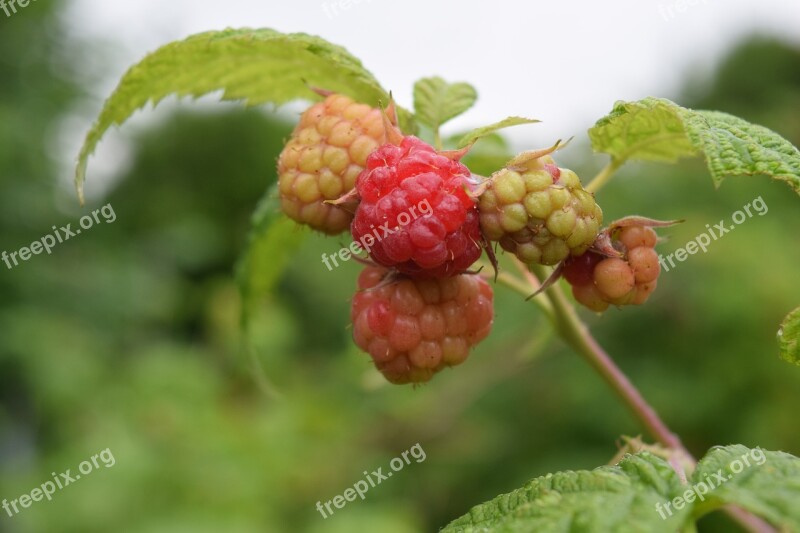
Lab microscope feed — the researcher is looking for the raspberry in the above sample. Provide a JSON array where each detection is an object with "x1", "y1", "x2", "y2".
[
  {"x1": 278, "y1": 93, "x2": 393, "y2": 234},
  {"x1": 594, "y1": 258, "x2": 635, "y2": 299},
  {"x1": 563, "y1": 224, "x2": 662, "y2": 311},
  {"x1": 479, "y1": 154, "x2": 602, "y2": 265},
  {"x1": 351, "y1": 266, "x2": 494, "y2": 384},
  {"x1": 351, "y1": 136, "x2": 482, "y2": 278}
]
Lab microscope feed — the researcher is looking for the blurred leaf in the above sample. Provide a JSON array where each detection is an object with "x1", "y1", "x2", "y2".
[
  {"x1": 691, "y1": 445, "x2": 800, "y2": 530},
  {"x1": 442, "y1": 453, "x2": 690, "y2": 532},
  {"x1": 413, "y1": 77, "x2": 477, "y2": 132},
  {"x1": 778, "y1": 306, "x2": 800, "y2": 366},
  {"x1": 236, "y1": 185, "x2": 305, "y2": 325},
  {"x1": 457, "y1": 116, "x2": 539, "y2": 148},
  {"x1": 589, "y1": 97, "x2": 800, "y2": 194},
  {"x1": 236, "y1": 186, "x2": 304, "y2": 399},
  {"x1": 75, "y1": 28, "x2": 410, "y2": 202}
]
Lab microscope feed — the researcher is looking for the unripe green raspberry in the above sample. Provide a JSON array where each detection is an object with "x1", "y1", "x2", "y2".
[
  {"x1": 278, "y1": 94, "x2": 393, "y2": 235},
  {"x1": 479, "y1": 155, "x2": 602, "y2": 265}
]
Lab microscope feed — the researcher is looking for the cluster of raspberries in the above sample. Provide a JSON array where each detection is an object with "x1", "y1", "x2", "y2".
[{"x1": 277, "y1": 93, "x2": 665, "y2": 383}]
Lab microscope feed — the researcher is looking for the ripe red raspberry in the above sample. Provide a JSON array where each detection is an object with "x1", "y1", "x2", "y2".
[
  {"x1": 351, "y1": 136, "x2": 482, "y2": 278},
  {"x1": 479, "y1": 153, "x2": 602, "y2": 265},
  {"x1": 278, "y1": 93, "x2": 393, "y2": 235},
  {"x1": 563, "y1": 224, "x2": 661, "y2": 312},
  {"x1": 351, "y1": 266, "x2": 494, "y2": 384}
]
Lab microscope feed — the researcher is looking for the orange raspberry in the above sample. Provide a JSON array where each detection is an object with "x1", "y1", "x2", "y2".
[
  {"x1": 563, "y1": 224, "x2": 662, "y2": 311},
  {"x1": 278, "y1": 94, "x2": 393, "y2": 234}
]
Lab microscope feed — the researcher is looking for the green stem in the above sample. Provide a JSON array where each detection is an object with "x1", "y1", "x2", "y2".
[
  {"x1": 515, "y1": 262, "x2": 774, "y2": 533},
  {"x1": 433, "y1": 127, "x2": 443, "y2": 151},
  {"x1": 480, "y1": 261, "x2": 554, "y2": 320},
  {"x1": 585, "y1": 158, "x2": 622, "y2": 194},
  {"x1": 527, "y1": 263, "x2": 685, "y2": 451}
]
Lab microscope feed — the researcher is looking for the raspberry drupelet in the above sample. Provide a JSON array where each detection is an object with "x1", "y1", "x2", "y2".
[{"x1": 563, "y1": 224, "x2": 661, "y2": 312}]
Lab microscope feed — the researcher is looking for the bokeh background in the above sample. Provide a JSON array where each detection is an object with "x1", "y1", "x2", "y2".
[{"x1": 1, "y1": 1, "x2": 799, "y2": 531}]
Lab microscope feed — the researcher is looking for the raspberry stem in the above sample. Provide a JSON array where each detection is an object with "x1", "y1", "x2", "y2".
[
  {"x1": 513, "y1": 259, "x2": 773, "y2": 533},
  {"x1": 531, "y1": 261, "x2": 685, "y2": 449},
  {"x1": 434, "y1": 128, "x2": 443, "y2": 151},
  {"x1": 479, "y1": 261, "x2": 554, "y2": 320},
  {"x1": 585, "y1": 158, "x2": 623, "y2": 194}
]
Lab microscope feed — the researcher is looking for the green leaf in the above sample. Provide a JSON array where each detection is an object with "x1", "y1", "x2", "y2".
[
  {"x1": 589, "y1": 97, "x2": 800, "y2": 194},
  {"x1": 236, "y1": 185, "x2": 306, "y2": 325},
  {"x1": 589, "y1": 98, "x2": 696, "y2": 163},
  {"x1": 413, "y1": 77, "x2": 477, "y2": 132},
  {"x1": 691, "y1": 445, "x2": 800, "y2": 531},
  {"x1": 75, "y1": 28, "x2": 409, "y2": 203},
  {"x1": 778, "y1": 306, "x2": 800, "y2": 366},
  {"x1": 442, "y1": 453, "x2": 690, "y2": 533},
  {"x1": 457, "y1": 116, "x2": 540, "y2": 148},
  {"x1": 234, "y1": 185, "x2": 303, "y2": 400}
]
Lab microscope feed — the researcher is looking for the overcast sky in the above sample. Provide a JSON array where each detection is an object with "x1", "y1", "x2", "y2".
[{"x1": 60, "y1": 0, "x2": 799, "y2": 197}]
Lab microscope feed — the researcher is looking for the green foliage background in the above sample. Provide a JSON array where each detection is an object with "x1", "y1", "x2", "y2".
[{"x1": 0, "y1": 3, "x2": 798, "y2": 531}]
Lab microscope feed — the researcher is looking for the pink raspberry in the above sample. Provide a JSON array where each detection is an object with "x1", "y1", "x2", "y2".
[
  {"x1": 351, "y1": 136, "x2": 482, "y2": 278},
  {"x1": 351, "y1": 266, "x2": 494, "y2": 384}
]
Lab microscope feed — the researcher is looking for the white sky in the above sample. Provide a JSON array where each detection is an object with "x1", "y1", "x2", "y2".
[{"x1": 60, "y1": 0, "x2": 800, "y2": 198}]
